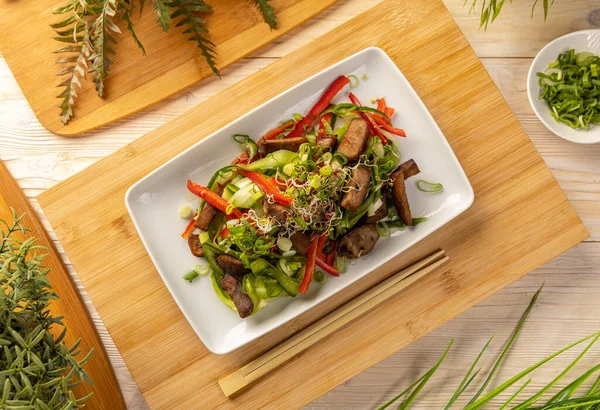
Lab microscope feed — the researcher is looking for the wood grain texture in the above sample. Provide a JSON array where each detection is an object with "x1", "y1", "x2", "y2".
[
  {"x1": 0, "y1": 0, "x2": 340, "y2": 136},
  {"x1": 0, "y1": 161, "x2": 125, "y2": 410},
  {"x1": 35, "y1": 0, "x2": 589, "y2": 408}
]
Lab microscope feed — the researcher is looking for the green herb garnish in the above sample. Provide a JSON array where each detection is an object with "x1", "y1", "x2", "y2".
[{"x1": 537, "y1": 49, "x2": 600, "y2": 130}]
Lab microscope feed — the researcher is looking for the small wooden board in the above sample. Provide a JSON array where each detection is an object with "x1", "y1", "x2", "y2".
[
  {"x1": 0, "y1": 161, "x2": 125, "y2": 410},
  {"x1": 37, "y1": 0, "x2": 589, "y2": 408},
  {"x1": 0, "y1": 0, "x2": 338, "y2": 136}
]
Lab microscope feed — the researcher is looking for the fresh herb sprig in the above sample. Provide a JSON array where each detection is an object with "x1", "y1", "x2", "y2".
[
  {"x1": 0, "y1": 209, "x2": 94, "y2": 409},
  {"x1": 380, "y1": 286, "x2": 600, "y2": 409},
  {"x1": 466, "y1": 0, "x2": 555, "y2": 30},
  {"x1": 52, "y1": 0, "x2": 278, "y2": 124}
]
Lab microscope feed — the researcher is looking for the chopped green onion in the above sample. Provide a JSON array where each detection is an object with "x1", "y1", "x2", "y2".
[
  {"x1": 361, "y1": 74, "x2": 368, "y2": 80},
  {"x1": 283, "y1": 163, "x2": 295, "y2": 176},
  {"x1": 412, "y1": 217, "x2": 428, "y2": 225},
  {"x1": 242, "y1": 140, "x2": 258, "y2": 159},
  {"x1": 348, "y1": 74, "x2": 359, "y2": 89},
  {"x1": 293, "y1": 113, "x2": 303, "y2": 122},
  {"x1": 198, "y1": 231, "x2": 210, "y2": 244},
  {"x1": 295, "y1": 216, "x2": 308, "y2": 229},
  {"x1": 314, "y1": 270, "x2": 327, "y2": 284},
  {"x1": 282, "y1": 250, "x2": 296, "y2": 257},
  {"x1": 183, "y1": 270, "x2": 200, "y2": 283},
  {"x1": 320, "y1": 165, "x2": 333, "y2": 176},
  {"x1": 179, "y1": 204, "x2": 193, "y2": 219},
  {"x1": 376, "y1": 222, "x2": 391, "y2": 237},
  {"x1": 417, "y1": 180, "x2": 444, "y2": 193},
  {"x1": 226, "y1": 183, "x2": 240, "y2": 193},
  {"x1": 195, "y1": 264, "x2": 211, "y2": 276},
  {"x1": 322, "y1": 152, "x2": 333, "y2": 164},
  {"x1": 333, "y1": 152, "x2": 348, "y2": 165},
  {"x1": 233, "y1": 134, "x2": 250, "y2": 144},
  {"x1": 334, "y1": 256, "x2": 346, "y2": 273},
  {"x1": 306, "y1": 134, "x2": 317, "y2": 145},
  {"x1": 277, "y1": 237, "x2": 293, "y2": 252}
]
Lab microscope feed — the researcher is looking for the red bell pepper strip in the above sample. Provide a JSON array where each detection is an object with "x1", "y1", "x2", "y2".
[
  {"x1": 348, "y1": 93, "x2": 388, "y2": 145},
  {"x1": 221, "y1": 226, "x2": 230, "y2": 240},
  {"x1": 261, "y1": 117, "x2": 302, "y2": 141},
  {"x1": 316, "y1": 258, "x2": 340, "y2": 277},
  {"x1": 287, "y1": 76, "x2": 350, "y2": 139},
  {"x1": 316, "y1": 234, "x2": 328, "y2": 260},
  {"x1": 376, "y1": 98, "x2": 396, "y2": 118},
  {"x1": 371, "y1": 115, "x2": 407, "y2": 137},
  {"x1": 187, "y1": 180, "x2": 243, "y2": 219},
  {"x1": 299, "y1": 235, "x2": 319, "y2": 294},
  {"x1": 231, "y1": 152, "x2": 249, "y2": 165},
  {"x1": 238, "y1": 170, "x2": 294, "y2": 206},
  {"x1": 181, "y1": 212, "x2": 198, "y2": 239},
  {"x1": 268, "y1": 177, "x2": 288, "y2": 190},
  {"x1": 326, "y1": 239, "x2": 336, "y2": 265}
]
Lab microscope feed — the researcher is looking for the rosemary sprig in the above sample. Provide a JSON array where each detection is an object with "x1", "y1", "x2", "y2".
[
  {"x1": 0, "y1": 209, "x2": 93, "y2": 408},
  {"x1": 254, "y1": 0, "x2": 277, "y2": 29},
  {"x1": 379, "y1": 286, "x2": 600, "y2": 409},
  {"x1": 165, "y1": 0, "x2": 219, "y2": 76}
]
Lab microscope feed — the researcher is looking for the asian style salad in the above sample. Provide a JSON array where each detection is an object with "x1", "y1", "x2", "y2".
[{"x1": 180, "y1": 75, "x2": 440, "y2": 319}]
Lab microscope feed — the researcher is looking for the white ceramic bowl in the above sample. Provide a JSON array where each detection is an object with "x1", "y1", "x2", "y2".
[
  {"x1": 527, "y1": 30, "x2": 600, "y2": 144},
  {"x1": 125, "y1": 47, "x2": 474, "y2": 354}
]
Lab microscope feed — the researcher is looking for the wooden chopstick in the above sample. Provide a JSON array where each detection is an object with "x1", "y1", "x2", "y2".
[{"x1": 219, "y1": 249, "x2": 449, "y2": 397}]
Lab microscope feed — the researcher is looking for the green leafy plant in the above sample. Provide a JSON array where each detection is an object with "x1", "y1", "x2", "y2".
[
  {"x1": 52, "y1": 0, "x2": 278, "y2": 124},
  {"x1": 0, "y1": 209, "x2": 94, "y2": 409},
  {"x1": 380, "y1": 286, "x2": 600, "y2": 409},
  {"x1": 466, "y1": 0, "x2": 555, "y2": 30}
]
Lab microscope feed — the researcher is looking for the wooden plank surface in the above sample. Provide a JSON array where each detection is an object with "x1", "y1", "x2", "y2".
[
  {"x1": 34, "y1": 0, "x2": 590, "y2": 408},
  {"x1": 0, "y1": 0, "x2": 599, "y2": 408},
  {"x1": 0, "y1": 161, "x2": 125, "y2": 410},
  {"x1": 0, "y1": 0, "x2": 339, "y2": 136}
]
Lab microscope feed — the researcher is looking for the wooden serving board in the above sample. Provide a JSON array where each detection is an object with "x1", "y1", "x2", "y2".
[
  {"x1": 0, "y1": 161, "x2": 125, "y2": 410},
  {"x1": 0, "y1": 0, "x2": 338, "y2": 136},
  {"x1": 38, "y1": 0, "x2": 589, "y2": 408}
]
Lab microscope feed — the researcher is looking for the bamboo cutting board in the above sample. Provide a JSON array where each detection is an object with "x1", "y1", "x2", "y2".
[
  {"x1": 0, "y1": 0, "x2": 338, "y2": 136},
  {"x1": 37, "y1": 0, "x2": 589, "y2": 408},
  {"x1": 0, "y1": 161, "x2": 125, "y2": 410}
]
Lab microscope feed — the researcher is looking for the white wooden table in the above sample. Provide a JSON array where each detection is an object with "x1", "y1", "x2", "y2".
[{"x1": 1, "y1": 1, "x2": 599, "y2": 408}]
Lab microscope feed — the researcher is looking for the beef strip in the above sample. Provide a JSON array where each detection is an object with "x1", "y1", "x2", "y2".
[
  {"x1": 221, "y1": 274, "x2": 254, "y2": 319},
  {"x1": 337, "y1": 224, "x2": 380, "y2": 259},
  {"x1": 336, "y1": 118, "x2": 369, "y2": 162},
  {"x1": 290, "y1": 232, "x2": 311, "y2": 256},
  {"x1": 392, "y1": 171, "x2": 412, "y2": 226},
  {"x1": 365, "y1": 199, "x2": 388, "y2": 223},
  {"x1": 195, "y1": 185, "x2": 225, "y2": 231},
  {"x1": 263, "y1": 201, "x2": 290, "y2": 224},
  {"x1": 317, "y1": 136, "x2": 338, "y2": 151},
  {"x1": 258, "y1": 137, "x2": 308, "y2": 154},
  {"x1": 391, "y1": 159, "x2": 420, "y2": 182},
  {"x1": 187, "y1": 234, "x2": 204, "y2": 257},
  {"x1": 340, "y1": 165, "x2": 371, "y2": 213},
  {"x1": 217, "y1": 254, "x2": 249, "y2": 279}
]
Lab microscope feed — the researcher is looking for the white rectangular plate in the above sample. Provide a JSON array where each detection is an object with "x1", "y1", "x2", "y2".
[{"x1": 125, "y1": 47, "x2": 474, "y2": 354}]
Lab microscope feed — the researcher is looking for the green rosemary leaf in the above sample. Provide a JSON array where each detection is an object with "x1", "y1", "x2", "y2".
[
  {"x1": 255, "y1": 0, "x2": 277, "y2": 29},
  {"x1": 153, "y1": 0, "x2": 171, "y2": 31},
  {"x1": 467, "y1": 285, "x2": 543, "y2": 405},
  {"x1": 165, "y1": 0, "x2": 219, "y2": 76}
]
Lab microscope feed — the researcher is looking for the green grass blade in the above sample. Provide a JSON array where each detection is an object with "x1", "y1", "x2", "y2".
[
  {"x1": 513, "y1": 333, "x2": 600, "y2": 409},
  {"x1": 498, "y1": 378, "x2": 531, "y2": 410},
  {"x1": 378, "y1": 374, "x2": 427, "y2": 409},
  {"x1": 444, "y1": 336, "x2": 493, "y2": 409},
  {"x1": 396, "y1": 339, "x2": 454, "y2": 410},
  {"x1": 464, "y1": 331, "x2": 600, "y2": 410},
  {"x1": 544, "y1": 364, "x2": 600, "y2": 405},
  {"x1": 536, "y1": 395, "x2": 600, "y2": 410},
  {"x1": 467, "y1": 286, "x2": 543, "y2": 405}
]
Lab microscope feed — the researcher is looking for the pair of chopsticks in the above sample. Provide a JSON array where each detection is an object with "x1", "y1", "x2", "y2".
[{"x1": 219, "y1": 249, "x2": 449, "y2": 397}]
